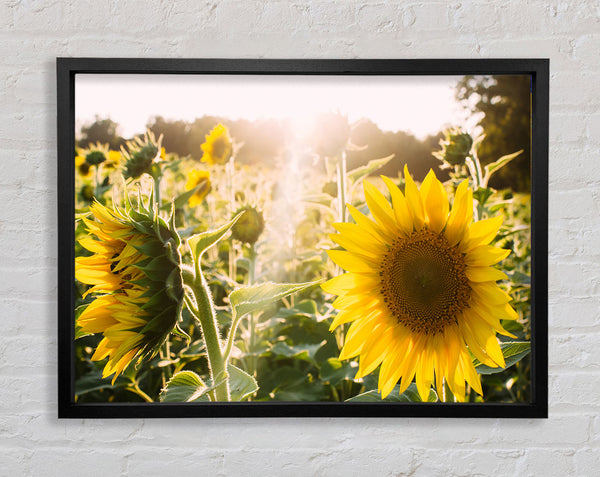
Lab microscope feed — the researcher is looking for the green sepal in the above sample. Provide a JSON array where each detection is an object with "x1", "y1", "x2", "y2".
[
  {"x1": 140, "y1": 289, "x2": 170, "y2": 312},
  {"x1": 131, "y1": 239, "x2": 166, "y2": 258},
  {"x1": 171, "y1": 321, "x2": 191, "y2": 345},
  {"x1": 187, "y1": 212, "x2": 244, "y2": 261},
  {"x1": 135, "y1": 256, "x2": 174, "y2": 282},
  {"x1": 165, "y1": 267, "x2": 183, "y2": 302}
]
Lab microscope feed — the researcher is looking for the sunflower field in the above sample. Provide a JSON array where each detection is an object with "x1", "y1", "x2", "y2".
[{"x1": 74, "y1": 118, "x2": 531, "y2": 405}]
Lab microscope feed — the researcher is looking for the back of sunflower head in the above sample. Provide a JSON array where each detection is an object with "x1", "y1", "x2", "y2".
[{"x1": 75, "y1": 195, "x2": 184, "y2": 383}]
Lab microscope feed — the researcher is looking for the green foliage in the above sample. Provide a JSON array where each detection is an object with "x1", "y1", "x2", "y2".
[
  {"x1": 228, "y1": 364, "x2": 259, "y2": 401},
  {"x1": 160, "y1": 371, "x2": 210, "y2": 402},
  {"x1": 347, "y1": 383, "x2": 438, "y2": 403},
  {"x1": 229, "y1": 282, "x2": 319, "y2": 321},
  {"x1": 74, "y1": 108, "x2": 532, "y2": 405},
  {"x1": 456, "y1": 75, "x2": 531, "y2": 191},
  {"x1": 474, "y1": 341, "x2": 531, "y2": 375}
]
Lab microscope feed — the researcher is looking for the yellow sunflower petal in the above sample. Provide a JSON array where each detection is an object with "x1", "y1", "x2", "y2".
[
  {"x1": 363, "y1": 180, "x2": 398, "y2": 233},
  {"x1": 356, "y1": 323, "x2": 394, "y2": 378},
  {"x1": 403, "y1": 164, "x2": 425, "y2": 230},
  {"x1": 416, "y1": 341, "x2": 435, "y2": 401},
  {"x1": 460, "y1": 215, "x2": 503, "y2": 252},
  {"x1": 332, "y1": 222, "x2": 385, "y2": 245},
  {"x1": 347, "y1": 204, "x2": 393, "y2": 243},
  {"x1": 381, "y1": 176, "x2": 413, "y2": 235},
  {"x1": 465, "y1": 266, "x2": 508, "y2": 282},
  {"x1": 445, "y1": 180, "x2": 472, "y2": 246},
  {"x1": 465, "y1": 245, "x2": 511, "y2": 267},
  {"x1": 470, "y1": 282, "x2": 513, "y2": 305},
  {"x1": 421, "y1": 169, "x2": 449, "y2": 233},
  {"x1": 327, "y1": 250, "x2": 377, "y2": 274},
  {"x1": 329, "y1": 233, "x2": 381, "y2": 260}
]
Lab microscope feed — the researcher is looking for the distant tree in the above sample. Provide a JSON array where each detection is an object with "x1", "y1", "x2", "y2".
[
  {"x1": 456, "y1": 75, "x2": 531, "y2": 192},
  {"x1": 78, "y1": 116, "x2": 124, "y2": 150},
  {"x1": 147, "y1": 116, "x2": 191, "y2": 157},
  {"x1": 348, "y1": 120, "x2": 447, "y2": 182}
]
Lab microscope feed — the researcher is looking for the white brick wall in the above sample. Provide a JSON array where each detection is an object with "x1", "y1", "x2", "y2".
[{"x1": 1, "y1": 0, "x2": 598, "y2": 475}]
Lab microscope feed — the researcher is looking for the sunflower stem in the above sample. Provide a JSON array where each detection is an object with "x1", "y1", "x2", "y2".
[
  {"x1": 127, "y1": 383, "x2": 154, "y2": 403},
  {"x1": 336, "y1": 152, "x2": 348, "y2": 223},
  {"x1": 94, "y1": 164, "x2": 101, "y2": 201},
  {"x1": 185, "y1": 271, "x2": 230, "y2": 402},
  {"x1": 226, "y1": 158, "x2": 237, "y2": 283},
  {"x1": 247, "y1": 244, "x2": 257, "y2": 378},
  {"x1": 153, "y1": 173, "x2": 162, "y2": 210}
]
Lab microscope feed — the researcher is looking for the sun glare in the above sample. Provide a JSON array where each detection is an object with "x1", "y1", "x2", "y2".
[{"x1": 76, "y1": 74, "x2": 465, "y2": 139}]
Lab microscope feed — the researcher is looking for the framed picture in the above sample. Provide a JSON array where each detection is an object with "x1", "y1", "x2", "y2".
[{"x1": 58, "y1": 58, "x2": 548, "y2": 418}]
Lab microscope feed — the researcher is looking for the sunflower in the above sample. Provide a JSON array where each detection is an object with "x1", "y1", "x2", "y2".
[
  {"x1": 76, "y1": 200, "x2": 183, "y2": 383},
  {"x1": 75, "y1": 154, "x2": 93, "y2": 178},
  {"x1": 323, "y1": 165, "x2": 517, "y2": 402},
  {"x1": 201, "y1": 124, "x2": 232, "y2": 165},
  {"x1": 185, "y1": 169, "x2": 211, "y2": 207}
]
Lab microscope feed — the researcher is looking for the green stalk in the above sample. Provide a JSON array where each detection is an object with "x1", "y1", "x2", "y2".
[
  {"x1": 94, "y1": 165, "x2": 101, "y2": 200},
  {"x1": 153, "y1": 173, "x2": 162, "y2": 209},
  {"x1": 226, "y1": 159, "x2": 237, "y2": 283},
  {"x1": 247, "y1": 244, "x2": 257, "y2": 377},
  {"x1": 185, "y1": 271, "x2": 230, "y2": 402},
  {"x1": 336, "y1": 152, "x2": 348, "y2": 223},
  {"x1": 127, "y1": 383, "x2": 153, "y2": 403}
]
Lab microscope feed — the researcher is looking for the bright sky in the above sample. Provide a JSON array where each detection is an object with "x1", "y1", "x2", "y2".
[{"x1": 75, "y1": 74, "x2": 470, "y2": 139}]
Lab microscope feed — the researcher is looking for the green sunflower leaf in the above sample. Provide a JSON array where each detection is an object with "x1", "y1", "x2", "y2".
[
  {"x1": 229, "y1": 281, "x2": 319, "y2": 321},
  {"x1": 159, "y1": 370, "x2": 210, "y2": 402},
  {"x1": 159, "y1": 184, "x2": 204, "y2": 211},
  {"x1": 75, "y1": 371, "x2": 128, "y2": 396},
  {"x1": 320, "y1": 358, "x2": 357, "y2": 386},
  {"x1": 345, "y1": 383, "x2": 437, "y2": 402},
  {"x1": 474, "y1": 341, "x2": 531, "y2": 375},
  {"x1": 483, "y1": 150, "x2": 523, "y2": 184},
  {"x1": 269, "y1": 340, "x2": 326, "y2": 363},
  {"x1": 347, "y1": 154, "x2": 394, "y2": 185},
  {"x1": 187, "y1": 212, "x2": 244, "y2": 261},
  {"x1": 228, "y1": 364, "x2": 258, "y2": 401}
]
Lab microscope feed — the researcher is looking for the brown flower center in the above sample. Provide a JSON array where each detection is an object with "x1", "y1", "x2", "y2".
[{"x1": 379, "y1": 229, "x2": 470, "y2": 335}]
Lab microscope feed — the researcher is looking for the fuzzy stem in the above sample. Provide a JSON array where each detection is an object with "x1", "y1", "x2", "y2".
[
  {"x1": 336, "y1": 153, "x2": 348, "y2": 223},
  {"x1": 247, "y1": 244, "x2": 258, "y2": 378},
  {"x1": 94, "y1": 165, "x2": 101, "y2": 200},
  {"x1": 153, "y1": 174, "x2": 162, "y2": 209},
  {"x1": 185, "y1": 272, "x2": 230, "y2": 402},
  {"x1": 128, "y1": 383, "x2": 154, "y2": 403}
]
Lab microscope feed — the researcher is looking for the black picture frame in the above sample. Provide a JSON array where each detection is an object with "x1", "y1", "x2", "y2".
[{"x1": 57, "y1": 58, "x2": 548, "y2": 418}]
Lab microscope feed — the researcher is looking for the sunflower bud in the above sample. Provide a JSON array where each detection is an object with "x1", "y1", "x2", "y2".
[
  {"x1": 75, "y1": 199, "x2": 183, "y2": 383},
  {"x1": 231, "y1": 205, "x2": 265, "y2": 245},
  {"x1": 85, "y1": 150, "x2": 107, "y2": 166},
  {"x1": 434, "y1": 128, "x2": 473, "y2": 166},
  {"x1": 80, "y1": 184, "x2": 94, "y2": 202},
  {"x1": 122, "y1": 132, "x2": 161, "y2": 180}
]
